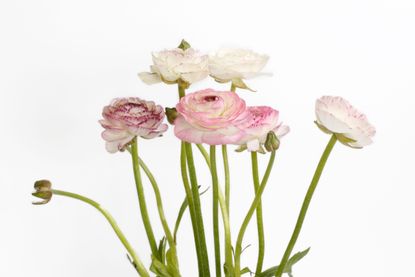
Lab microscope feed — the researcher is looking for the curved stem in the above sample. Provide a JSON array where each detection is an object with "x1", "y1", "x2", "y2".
[
  {"x1": 274, "y1": 135, "x2": 337, "y2": 277},
  {"x1": 180, "y1": 143, "x2": 204, "y2": 275},
  {"x1": 131, "y1": 138, "x2": 158, "y2": 258},
  {"x1": 251, "y1": 152, "x2": 265, "y2": 275},
  {"x1": 184, "y1": 142, "x2": 211, "y2": 276},
  {"x1": 51, "y1": 189, "x2": 149, "y2": 277},
  {"x1": 197, "y1": 144, "x2": 211, "y2": 167},
  {"x1": 222, "y1": 145, "x2": 231, "y2": 215},
  {"x1": 137, "y1": 156, "x2": 180, "y2": 275},
  {"x1": 234, "y1": 151, "x2": 276, "y2": 277},
  {"x1": 210, "y1": 146, "x2": 222, "y2": 277}
]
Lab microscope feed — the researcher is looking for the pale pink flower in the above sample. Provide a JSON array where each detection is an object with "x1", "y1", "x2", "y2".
[
  {"x1": 315, "y1": 96, "x2": 376, "y2": 148},
  {"x1": 174, "y1": 89, "x2": 246, "y2": 145},
  {"x1": 138, "y1": 48, "x2": 209, "y2": 86},
  {"x1": 100, "y1": 97, "x2": 168, "y2": 153},
  {"x1": 235, "y1": 106, "x2": 289, "y2": 152}
]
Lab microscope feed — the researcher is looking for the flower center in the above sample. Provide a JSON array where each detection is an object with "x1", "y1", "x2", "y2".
[{"x1": 204, "y1": 95, "x2": 219, "y2": 102}]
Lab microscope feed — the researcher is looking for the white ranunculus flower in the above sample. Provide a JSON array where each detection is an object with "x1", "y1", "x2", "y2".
[
  {"x1": 138, "y1": 48, "x2": 209, "y2": 86},
  {"x1": 315, "y1": 96, "x2": 376, "y2": 148},
  {"x1": 208, "y1": 48, "x2": 270, "y2": 83}
]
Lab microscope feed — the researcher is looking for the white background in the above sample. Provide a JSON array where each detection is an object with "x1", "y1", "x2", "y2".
[{"x1": 1, "y1": 0, "x2": 414, "y2": 276}]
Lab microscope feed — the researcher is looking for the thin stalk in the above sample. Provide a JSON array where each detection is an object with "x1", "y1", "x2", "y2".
[
  {"x1": 218, "y1": 187, "x2": 234, "y2": 276},
  {"x1": 234, "y1": 151, "x2": 276, "y2": 277},
  {"x1": 251, "y1": 152, "x2": 265, "y2": 275},
  {"x1": 131, "y1": 138, "x2": 158, "y2": 258},
  {"x1": 137, "y1": 156, "x2": 180, "y2": 275},
  {"x1": 180, "y1": 143, "x2": 204, "y2": 276},
  {"x1": 52, "y1": 189, "x2": 149, "y2": 277},
  {"x1": 230, "y1": 83, "x2": 236, "y2": 92},
  {"x1": 274, "y1": 135, "x2": 337, "y2": 277},
  {"x1": 222, "y1": 145, "x2": 230, "y2": 215},
  {"x1": 210, "y1": 146, "x2": 222, "y2": 277},
  {"x1": 185, "y1": 142, "x2": 211, "y2": 276},
  {"x1": 197, "y1": 144, "x2": 211, "y2": 167}
]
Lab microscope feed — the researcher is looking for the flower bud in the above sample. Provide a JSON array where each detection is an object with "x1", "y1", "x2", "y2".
[
  {"x1": 165, "y1": 107, "x2": 178, "y2": 124},
  {"x1": 265, "y1": 131, "x2": 280, "y2": 152},
  {"x1": 32, "y1": 180, "x2": 52, "y2": 205}
]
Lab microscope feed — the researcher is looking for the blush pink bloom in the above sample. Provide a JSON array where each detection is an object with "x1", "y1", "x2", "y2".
[
  {"x1": 235, "y1": 106, "x2": 290, "y2": 152},
  {"x1": 100, "y1": 97, "x2": 168, "y2": 153},
  {"x1": 315, "y1": 96, "x2": 376, "y2": 148},
  {"x1": 174, "y1": 89, "x2": 246, "y2": 145}
]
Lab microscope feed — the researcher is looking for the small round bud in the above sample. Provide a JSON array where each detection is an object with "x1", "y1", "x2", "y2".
[
  {"x1": 32, "y1": 180, "x2": 52, "y2": 205},
  {"x1": 265, "y1": 131, "x2": 280, "y2": 152},
  {"x1": 165, "y1": 107, "x2": 178, "y2": 124}
]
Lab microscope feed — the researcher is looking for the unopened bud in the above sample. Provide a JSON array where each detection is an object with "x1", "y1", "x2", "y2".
[
  {"x1": 165, "y1": 107, "x2": 178, "y2": 124},
  {"x1": 265, "y1": 131, "x2": 280, "y2": 152},
  {"x1": 32, "y1": 180, "x2": 52, "y2": 205}
]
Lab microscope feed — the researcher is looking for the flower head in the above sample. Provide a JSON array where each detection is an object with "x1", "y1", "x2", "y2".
[
  {"x1": 235, "y1": 106, "x2": 289, "y2": 153},
  {"x1": 139, "y1": 47, "x2": 209, "y2": 87},
  {"x1": 315, "y1": 96, "x2": 376, "y2": 148},
  {"x1": 100, "y1": 97, "x2": 168, "y2": 153},
  {"x1": 174, "y1": 89, "x2": 246, "y2": 145},
  {"x1": 209, "y1": 48, "x2": 269, "y2": 88}
]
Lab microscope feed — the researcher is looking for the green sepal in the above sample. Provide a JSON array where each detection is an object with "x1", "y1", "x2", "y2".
[
  {"x1": 231, "y1": 78, "x2": 256, "y2": 92},
  {"x1": 177, "y1": 39, "x2": 191, "y2": 51}
]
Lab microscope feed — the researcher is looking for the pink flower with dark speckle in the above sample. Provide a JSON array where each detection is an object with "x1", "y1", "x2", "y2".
[
  {"x1": 235, "y1": 106, "x2": 289, "y2": 152},
  {"x1": 99, "y1": 97, "x2": 168, "y2": 153}
]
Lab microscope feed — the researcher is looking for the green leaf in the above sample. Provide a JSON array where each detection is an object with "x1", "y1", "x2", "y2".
[
  {"x1": 285, "y1": 248, "x2": 310, "y2": 274},
  {"x1": 241, "y1": 267, "x2": 252, "y2": 275},
  {"x1": 150, "y1": 255, "x2": 172, "y2": 277},
  {"x1": 157, "y1": 237, "x2": 167, "y2": 264},
  {"x1": 173, "y1": 186, "x2": 209, "y2": 242},
  {"x1": 258, "y1": 248, "x2": 310, "y2": 277}
]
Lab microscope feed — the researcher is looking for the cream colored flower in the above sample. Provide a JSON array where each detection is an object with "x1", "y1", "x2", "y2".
[
  {"x1": 315, "y1": 96, "x2": 376, "y2": 148},
  {"x1": 208, "y1": 48, "x2": 269, "y2": 83},
  {"x1": 139, "y1": 48, "x2": 209, "y2": 86}
]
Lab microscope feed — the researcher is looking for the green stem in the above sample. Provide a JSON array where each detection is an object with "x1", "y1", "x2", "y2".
[
  {"x1": 234, "y1": 151, "x2": 276, "y2": 277},
  {"x1": 274, "y1": 135, "x2": 337, "y2": 277},
  {"x1": 184, "y1": 142, "x2": 211, "y2": 277},
  {"x1": 210, "y1": 146, "x2": 222, "y2": 277},
  {"x1": 178, "y1": 84, "x2": 186, "y2": 99},
  {"x1": 218, "y1": 186, "x2": 234, "y2": 276},
  {"x1": 230, "y1": 83, "x2": 236, "y2": 92},
  {"x1": 51, "y1": 189, "x2": 149, "y2": 277},
  {"x1": 180, "y1": 143, "x2": 204, "y2": 276},
  {"x1": 222, "y1": 145, "x2": 231, "y2": 215},
  {"x1": 137, "y1": 156, "x2": 180, "y2": 276},
  {"x1": 251, "y1": 152, "x2": 265, "y2": 275},
  {"x1": 197, "y1": 144, "x2": 211, "y2": 167},
  {"x1": 130, "y1": 138, "x2": 158, "y2": 258}
]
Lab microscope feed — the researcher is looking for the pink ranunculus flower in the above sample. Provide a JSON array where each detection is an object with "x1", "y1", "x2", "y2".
[
  {"x1": 174, "y1": 89, "x2": 246, "y2": 145},
  {"x1": 99, "y1": 97, "x2": 168, "y2": 153},
  {"x1": 315, "y1": 96, "x2": 376, "y2": 148},
  {"x1": 235, "y1": 106, "x2": 290, "y2": 152}
]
